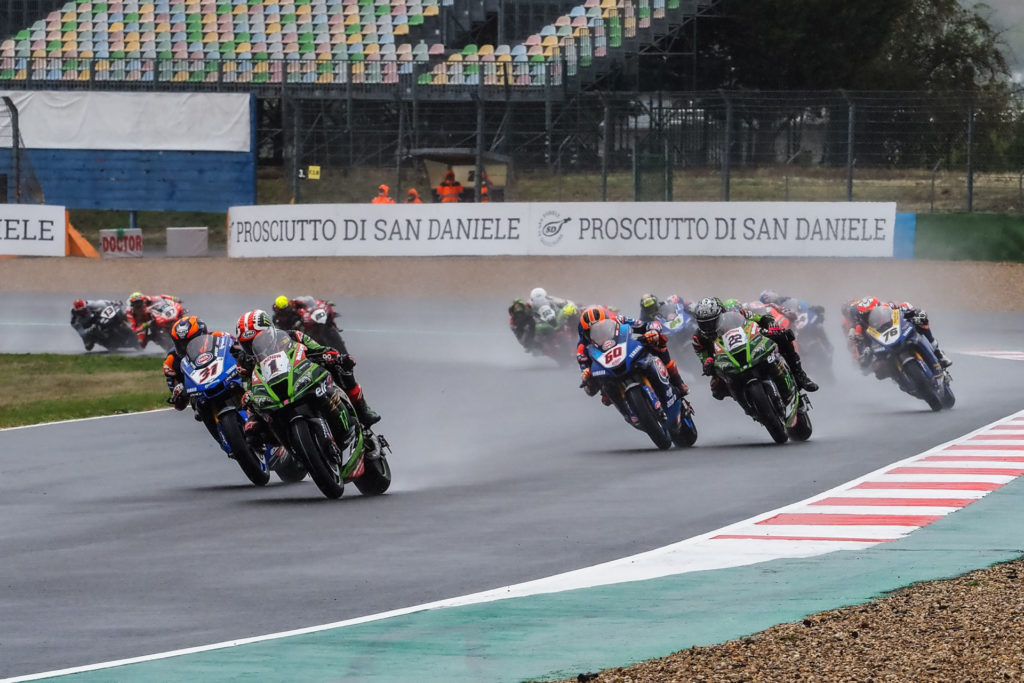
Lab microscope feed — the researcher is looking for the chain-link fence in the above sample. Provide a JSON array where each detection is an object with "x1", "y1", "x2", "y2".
[{"x1": 269, "y1": 89, "x2": 1024, "y2": 213}]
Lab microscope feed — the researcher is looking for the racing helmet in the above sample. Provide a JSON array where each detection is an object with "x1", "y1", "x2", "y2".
[
  {"x1": 759, "y1": 289, "x2": 779, "y2": 305},
  {"x1": 72, "y1": 299, "x2": 86, "y2": 311},
  {"x1": 529, "y1": 287, "x2": 547, "y2": 309},
  {"x1": 561, "y1": 302, "x2": 578, "y2": 320},
  {"x1": 235, "y1": 309, "x2": 274, "y2": 351},
  {"x1": 693, "y1": 297, "x2": 724, "y2": 335},
  {"x1": 856, "y1": 296, "x2": 880, "y2": 314},
  {"x1": 128, "y1": 292, "x2": 145, "y2": 309},
  {"x1": 509, "y1": 298, "x2": 529, "y2": 316},
  {"x1": 171, "y1": 316, "x2": 207, "y2": 353},
  {"x1": 639, "y1": 293, "x2": 659, "y2": 318},
  {"x1": 273, "y1": 295, "x2": 291, "y2": 313},
  {"x1": 578, "y1": 306, "x2": 610, "y2": 337}
]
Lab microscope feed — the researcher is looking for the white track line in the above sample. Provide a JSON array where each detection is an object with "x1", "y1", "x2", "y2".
[{"x1": 7, "y1": 407, "x2": 1024, "y2": 682}]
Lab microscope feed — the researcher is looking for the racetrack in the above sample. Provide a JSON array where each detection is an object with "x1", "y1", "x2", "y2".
[{"x1": 1, "y1": 257, "x2": 1023, "y2": 679}]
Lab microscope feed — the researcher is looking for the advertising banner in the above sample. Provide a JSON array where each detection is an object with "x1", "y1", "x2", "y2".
[
  {"x1": 99, "y1": 228, "x2": 144, "y2": 258},
  {"x1": 0, "y1": 204, "x2": 66, "y2": 256},
  {"x1": 227, "y1": 202, "x2": 897, "y2": 258}
]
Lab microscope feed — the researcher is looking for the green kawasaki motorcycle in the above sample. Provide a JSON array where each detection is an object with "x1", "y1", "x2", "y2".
[
  {"x1": 246, "y1": 329, "x2": 392, "y2": 499},
  {"x1": 711, "y1": 311, "x2": 813, "y2": 445}
]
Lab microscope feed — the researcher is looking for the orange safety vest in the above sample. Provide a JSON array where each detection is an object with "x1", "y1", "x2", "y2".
[{"x1": 438, "y1": 182, "x2": 462, "y2": 203}]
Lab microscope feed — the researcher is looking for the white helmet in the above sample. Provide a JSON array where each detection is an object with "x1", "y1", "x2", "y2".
[{"x1": 529, "y1": 287, "x2": 547, "y2": 308}]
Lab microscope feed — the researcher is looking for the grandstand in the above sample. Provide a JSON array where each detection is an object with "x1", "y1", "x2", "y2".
[{"x1": 0, "y1": 0, "x2": 715, "y2": 93}]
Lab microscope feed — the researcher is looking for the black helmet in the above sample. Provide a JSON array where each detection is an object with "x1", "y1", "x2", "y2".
[
  {"x1": 640, "y1": 293, "x2": 659, "y2": 318},
  {"x1": 693, "y1": 297, "x2": 724, "y2": 335}
]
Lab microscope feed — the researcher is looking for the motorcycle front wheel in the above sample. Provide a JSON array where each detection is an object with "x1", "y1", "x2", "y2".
[
  {"x1": 291, "y1": 419, "x2": 345, "y2": 499},
  {"x1": 747, "y1": 382, "x2": 788, "y2": 444},
  {"x1": 625, "y1": 385, "x2": 672, "y2": 450},
  {"x1": 904, "y1": 361, "x2": 943, "y2": 411}
]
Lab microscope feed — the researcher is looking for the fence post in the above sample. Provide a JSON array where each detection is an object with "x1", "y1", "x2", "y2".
[
  {"x1": 602, "y1": 98, "x2": 611, "y2": 202},
  {"x1": 720, "y1": 90, "x2": 731, "y2": 202},
  {"x1": 840, "y1": 90, "x2": 854, "y2": 201},
  {"x1": 966, "y1": 95, "x2": 974, "y2": 212},
  {"x1": 1, "y1": 96, "x2": 19, "y2": 203},
  {"x1": 290, "y1": 98, "x2": 301, "y2": 204},
  {"x1": 475, "y1": 88, "x2": 485, "y2": 203}
]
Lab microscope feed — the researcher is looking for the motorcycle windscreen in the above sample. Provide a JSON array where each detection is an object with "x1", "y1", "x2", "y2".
[
  {"x1": 588, "y1": 319, "x2": 620, "y2": 349},
  {"x1": 716, "y1": 311, "x2": 746, "y2": 337},
  {"x1": 184, "y1": 334, "x2": 221, "y2": 366},
  {"x1": 868, "y1": 305, "x2": 896, "y2": 328}
]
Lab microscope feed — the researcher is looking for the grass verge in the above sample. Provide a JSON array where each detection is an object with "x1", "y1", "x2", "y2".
[{"x1": 0, "y1": 353, "x2": 169, "y2": 428}]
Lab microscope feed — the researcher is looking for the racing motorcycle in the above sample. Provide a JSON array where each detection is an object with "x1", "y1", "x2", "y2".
[
  {"x1": 74, "y1": 301, "x2": 138, "y2": 351},
  {"x1": 530, "y1": 302, "x2": 578, "y2": 365},
  {"x1": 711, "y1": 310, "x2": 813, "y2": 444},
  {"x1": 139, "y1": 297, "x2": 187, "y2": 351},
  {"x1": 861, "y1": 304, "x2": 954, "y2": 411},
  {"x1": 293, "y1": 298, "x2": 348, "y2": 354},
  {"x1": 245, "y1": 328, "x2": 392, "y2": 499},
  {"x1": 179, "y1": 332, "x2": 308, "y2": 486},
  {"x1": 646, "y1": 299, "x2": 699, "y2": 371},
  {"x1": 586, "y1": 318, "x2": 698, "y2": 450},
  {"x1": 778, "y1": 297, "x2": 834, "y2": 382}
]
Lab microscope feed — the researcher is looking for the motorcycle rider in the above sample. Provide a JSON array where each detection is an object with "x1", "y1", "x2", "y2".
[
  {"x1": 236, "y1": 309, "x2": 380, "y2": 428},
  {"x1": 844, "y1": 296, "x2": 952, "y2": 369},
  {"x1": 638, "y1": 293, "x2": 693, "y2": 324},
  {"x1": 528, "y1": 287, "x2": 571, "y2": 314},
  {"x1": 272, "y1": 294, "x2": 349, "y2": 354},
  {"x1": 576, "y1": 305, "x2": 689, "y2": 421},
  {"x1": 508, "y1": 298, "x2": 536, "y2": 351},
  {"x1": 126, "y1": 291, "x2": 184, "y2": 348},
  {"x1": 70, "y1": 298, "x2": 125, "y2": 351},
  {"x1": 691, "y1": 297, "x2": 819, "y2": 401}
]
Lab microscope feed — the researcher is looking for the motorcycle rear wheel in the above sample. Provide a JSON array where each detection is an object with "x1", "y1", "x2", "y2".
[
  {"x1": 220, "y1": 410, "x2": 270, "y2": 486},
  {"x1": 788, "y1": 410, "x2": 813, "y2": 442},
  {"x1": 625, "y1": 385, "x2": 672, "y2": 450},
  {"x1": 747, "y1": 382, "x2": 788, "y2": 444},
  {"x1": 274, "y1": 455, "x2": 308, "y2": 483},
  {"x1": 354, "y1": 436, "x2": 392, "y2": 495},
  {"x1": 291, "y1": 419, "x2": 345, "y2": 499}
]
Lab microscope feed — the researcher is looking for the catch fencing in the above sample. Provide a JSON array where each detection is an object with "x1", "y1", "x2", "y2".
[{"x1": 268, "y1": 89, "x2": 1024, "y2": 214}]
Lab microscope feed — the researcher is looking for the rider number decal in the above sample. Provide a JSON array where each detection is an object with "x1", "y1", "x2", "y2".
[
  {"x1": 196, "y1": 362, "x2": 221, "y2": 383},
  {"x1": 725, "y1": 329, "x2": 747, "y2": 351},
  {"x1": 259, "y1": 351, "x2": 289, "y2": 380},
  {"x1": 871, "y1": 326, "x2": 901, "y2": 344},
  {"x1": 100, "y1": 305, "x2": 117, "y2": 321},
  {"x1": 600, "y1": 344, "x2": 626, "y2": 367}
]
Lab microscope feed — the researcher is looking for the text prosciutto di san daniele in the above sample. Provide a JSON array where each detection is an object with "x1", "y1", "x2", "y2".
[{"x1": 232, "y1": 215, "x2": 888, "y2": 243}]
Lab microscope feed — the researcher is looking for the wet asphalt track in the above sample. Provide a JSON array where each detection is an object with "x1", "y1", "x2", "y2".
[{"x1": 1, "y1": 294, "x2": 1022, "y2": 678}]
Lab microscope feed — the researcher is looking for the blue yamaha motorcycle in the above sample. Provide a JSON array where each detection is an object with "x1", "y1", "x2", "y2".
[
  {"x1": 586, "y1": 319, "x2": 698, "y2": 449},
  {"x1": 862, "y1": 305, "x2": 954, "y2": 411},
  {"x1": 180, "y1": 333, "x2": 306, "y2": 485},
  {"x1": 779, "y1": 297, "x2": 834, "y2": 381},
  {"x1": 645, "y1": 299, "x2": 698, "y2": 372}
]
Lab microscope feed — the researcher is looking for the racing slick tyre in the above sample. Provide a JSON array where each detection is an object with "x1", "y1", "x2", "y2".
[
  {"x1": 905, "y1": 361, "x2": 943, "y2": 412},
  {"x1": 220, "y1": 410, "x2": 270, "y2": 486},
  {"x1": 291, "y1": 419, "x2": 345, "y2": 499},
  {"x1": 625, "y1": 385, "x2": 672, "y2": 450},
  {"x1": 274, "y1": 454, "x2": 308, "y2": 483},
  {"x1": 747, "y1": 382, "x2": 789, "y2": 444},
  {"x1": 353, "y1": 435, "x2": 392, "y2": 496},
  {"x1": 788, "y1": 411, "x2": 813, "y2": 442},
  {"x1": 671, "y1": 410, "x2": 698, "y2": 448}
]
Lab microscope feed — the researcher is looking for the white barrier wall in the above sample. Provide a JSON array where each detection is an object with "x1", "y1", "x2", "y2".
[
  {"x1": 0, "y1": 205, "x2": 65, "y2": 256},
  {"x1": 227, "y1": 202, "x2": 897, "y2": 258}
]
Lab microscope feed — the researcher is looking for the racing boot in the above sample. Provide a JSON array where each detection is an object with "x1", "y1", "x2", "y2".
[
  {"x1": 933, "y1": 343, "x2": 953, "y2": 368},
  {"x1": 790, "y1": 359, "x2": 819, "y2": 392},
  {"x1": 347, "y1": 386, "x2": 381, "y2": 427},
  {"x1": 665, "y1": 359, "x2": 689, "y2": 396}
]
